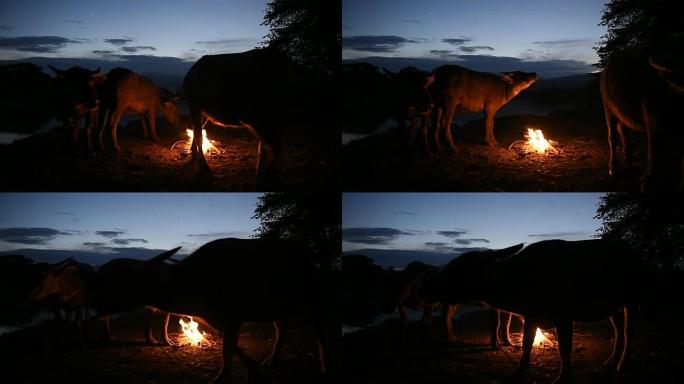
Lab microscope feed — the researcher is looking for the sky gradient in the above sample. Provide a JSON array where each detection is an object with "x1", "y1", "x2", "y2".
[
  {"x1": 0, "y1": 193, "x2": 260, "y2": 263},
  {"x1": 343, "y1": 193, "x2": 603, "y2": 257},
  {"x1": 0, "y1": 0, "x2": 268, "y2": 61},
  {"x1": 343, "y1": 0, "x2": 607, "y2": 78}
]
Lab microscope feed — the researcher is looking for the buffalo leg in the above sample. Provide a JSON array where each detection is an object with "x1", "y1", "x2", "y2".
[
  {"x1": 103, "y1": 316, "x2": 113, "y2": 342},
  {"x1": 85, "y1": 111, "x2": 96, "y2": 157},
  {"x1": 433, "y1": 107, "x2": 444, "y2": 152},
  {"x1": 616, "y1": 122, "x2": 632, "y2": 166},
  {"x1": 554, "y1": 320, "x2": 573, "y2": 384},
  {"x1": 484, "y1": 107, "x2": 498, "y2": 146},
  {"x1": 617, "y1": 305, "x2": 637, "y2": 372},
  {"x1": 398, "y1": 305, "x2": 409, "y2": 343},
  {"x1": 443, "y1": 105, "x2": 458, "y2": 151},
  {"x1": 140, "y1": 113, "x2": 149, "y2": 139},
  {"x1": 605, "y1": 106, "x2": 619, "y2": 176},
  {"x1": 71, "y1": 114, "x2": 81, "y2": 145},
  {"x1": 445, "y1": 304, "x2": 458, "y2": 344},
  {"x1": 512, "y1": 317, "x2": 536, "y2": 380},
  {"x1": 490, "y1": 308, "x2": 501, "y2": 350},
  {"x1": 214, "y1": 318, "x2": 241, "y2": 384},
  {"x1": 421, "y1": 115, "x2": 433, "y2": 156},
  {"x1": 163, "y1": 312, "x2": 173, "y2": 346},
  {"x1": 604, "y1": 312, "x2": 623, "y2": 368},
  {"x1": 99, "y1": 108, "x2": 110, "y2": 150},
  {"x1": 263, "y1": 320, "x2": 287, "y2": 368},
  {"x1": 641, "y1": 102, "x2": 659, "y2": 192},
  {"x1": 144, "y1": 309, "x2": 158, "y2": 345},
  {"x1": 109, "y1": 107, "x2": 125, "y2": 152},
  {"x1": 147, "y1": 108, "x2": 161, "y2": 142},
  {"x1": 189, "y1": 108, "x2": 208, "y2": 169}
]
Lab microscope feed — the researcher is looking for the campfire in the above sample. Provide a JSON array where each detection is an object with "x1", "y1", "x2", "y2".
[
  {"x1": 185, "y1": 128, "x2": 217, "y2": 154},
  {"x1": 176, "y1": 316, "x2": 214, "y2": 347},
  {"x1": 509, "y1": 128, "x2": 559, "y2": 155},
  {"x1": 532, "y1": 327, "x2": 555, "y2": 348}
]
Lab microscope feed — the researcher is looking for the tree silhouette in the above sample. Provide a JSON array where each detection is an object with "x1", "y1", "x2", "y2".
[
  {"x1": 262, "y1": 0, "x2": 341, "y2": 74},
  {"x1": 595, "y1": 193, "x2": 684, "y2": 273},
  {"x1": 253, "y1": 192, "x2": 340, "y2": 269},
  {"x1": 596, "y1": 0, "x2": 684, "y2": 67}
]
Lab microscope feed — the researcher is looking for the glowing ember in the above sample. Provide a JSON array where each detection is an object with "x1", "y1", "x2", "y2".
[
  {"x1": 525, "y1": 128, "x2": 557, "y2": 154},
  {"x1": 533, "y1": 327, "x2": 553, "y2": 347},
  {"x1": 186, "y1": 128, "x2": 217, "y2": 154},
  {"x1": 178, "y1": 316, "x2": 210, "y2": 347}
]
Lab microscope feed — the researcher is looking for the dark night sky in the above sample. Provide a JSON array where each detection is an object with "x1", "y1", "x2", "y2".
[
  {"x1": 343, "y1": 0, "x2": 607, "y2": 78},
  {"x1": 0, "y1": 193, "x2": 260, "y2": 264}
]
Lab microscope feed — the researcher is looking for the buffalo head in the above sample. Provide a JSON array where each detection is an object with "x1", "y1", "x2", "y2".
[
  {"x1": 384, "y1": 67, "x2": 435, "y2": 116},
  {"x1": 28, "y1": 257, "x2": 77, "y2": 303},
  {"x1": 49, "y1": 65, "x2": 106, "y2": 111}
]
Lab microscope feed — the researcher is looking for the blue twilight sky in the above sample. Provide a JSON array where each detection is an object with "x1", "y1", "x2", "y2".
[
  {"x1": 343, "y1": 0, "x2": 607, "y2": 78},
  {"x1": 342, "y1": 193, "x2": 602, "y2": 254},
  {"x1": 0, "y1": 0, "x2": 268, "y2": 61},
  {"x1": 0, "y1": 193, "x2": 260, "y2": 263}
]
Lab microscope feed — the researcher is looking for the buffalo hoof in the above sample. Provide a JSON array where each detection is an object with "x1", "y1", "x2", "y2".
[
  {"x1": 486, "y1": 140, "x2": 498, "y2": 146},
  {"x1": 212, "y1": 370, "x2": 230, "y2": 384},
  {"x1": 145, "y1": 336, "x2": 158, "y2": 345},
  {"x1": 503, "y1": 369, "x2": 527, "y2": 384},
  {"x1": 113, "y1": 145, "x2": 122, "y2": 153},
  {"x1": 603, "y1": 355, "x2": 618, "y2": 370},
  {"x1": 151, "y1": 135, "x2": 161, "y2": 143},
  {"x1": 261, "y1": 355, "x2": 278, "y2": 369}
]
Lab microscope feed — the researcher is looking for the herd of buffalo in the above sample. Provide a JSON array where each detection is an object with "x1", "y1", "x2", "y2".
[
  {"x1": 1, "y1": 238, "x2": 330, "y2": 383},
  {"x1": 1, "y1": 46, "x2": 314, "y2": 174},
  {"x1": 342, "y1": 238, "x2": 644, "y2": 383},
  {"x1": 343, "y1": 48, "x2": 684, "y2": 191}
]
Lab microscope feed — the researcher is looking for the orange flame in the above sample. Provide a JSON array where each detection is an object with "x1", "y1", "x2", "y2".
[
  {"x1": 533, "y1": 327, "x2": 553, "y2": 347},
  {"x1": 178, "y1": 316, "x2": 210, "y2": 347},
  {"x1": 525, "y1": 128, "x2": 557, "y2": 154},
  {"x1": 186, "y1": 129, "x2": 217, "y2": 154}
]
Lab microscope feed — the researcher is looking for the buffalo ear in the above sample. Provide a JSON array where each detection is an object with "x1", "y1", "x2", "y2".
[
  {"x1": 91, "y1": 67, "x2": 101, "y2": 74},
  {"x1": 51, "y1": 257, "x2": 75, "y2": 273},
  {"x1": 492, "y1": 243, "x2": 524, "y2": 258},
  {"x1": 501, "y1": 73, "x2": 514, "y2": 84},
  {"x1": 48, "y1": 65, "x2": 64, "y2": 76}
]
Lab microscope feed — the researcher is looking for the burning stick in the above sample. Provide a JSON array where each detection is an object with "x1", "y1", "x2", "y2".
[
  {"x1": 176, "y1": 316, "x2": 214, "y2": 347},
  {"x1": 170, "y1": 119, "x2": 219, "y2": 155}
]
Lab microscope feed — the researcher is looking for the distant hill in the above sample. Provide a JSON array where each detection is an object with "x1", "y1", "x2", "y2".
[
  {"x1": 530, "y1": 73, "x2": 595, "y2": 90},
  {"x1": 0, "y1": 248, "x2": 188, "y2": 268},
  {"x1": 343, "y1": 247, "x2": 489, "y2": 268}
]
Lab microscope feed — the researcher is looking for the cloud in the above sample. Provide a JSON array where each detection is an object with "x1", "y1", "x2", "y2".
[
  {"x1": 111, "y1": 238, "x2": 149, "y2": 245},
  {"x1": 63, "y1": 19, "x2": 84, "y2": 24},
  {"x1": 0, "y1": 36, "x2": 81, "y2": 53},
  {"x1": 104, "y1": 38, "x2": 134, "y2": 46},
  {"x1": 0, "y1": 227, "x2": 72, "y2": 245},
  {"x1": 430, "y1": 49, "x2": 453, "y2": 56},
  {"x1": 453, "y1": 238, "x2": 491, "y2": 245},
  {"x1": 436, "y1": 230, "x2": 468, "y2": 238},
  {"x1": 342, "y1": 35, "x2": 420, "y2": 53},
  {"x1": 92, "y1": 50, "x2": 115, "y2": 55},
  {"x1": 460, "y1": 46, "x2": 495, "y2": 53},
  {"x1": 95, "y1": 230, "x2": 125, "y2": 238},
  {"x1": 186, "y1": 232, "x2": 237, "y2": 238},
  {"x1": 195, "y1": 38, "x2": 255, "y2": 46},
  {"x1": 343, "y1": 227, "x2": 414, "y2": 245},
  {"x1": 120, "y1": 46, "x2": 157, "y2": 53},
  {"x1": 83, "y1": 242, "x2": 106, "y2": 247},
  {"x1": 400, "y1": 19, "x2": 421, "y2": 24},
  {"x1": 527, "y1": 231, "x2": 592, "y2": 240},
  {"x1": 51, "y1": 211, "x2": 75, "y2": 217},
  {"x1": 442, "y1": 38, "x2": 472, "y2": 46},
  {"x1": 533, "y1": 38, "x2": 594, "y2": 47},
  {"x1": 0, "y1": 25, "x2": 12, "y2": 31},
  {"x1": 393, "y1": 211, "x2": 417, "y2": 216}
]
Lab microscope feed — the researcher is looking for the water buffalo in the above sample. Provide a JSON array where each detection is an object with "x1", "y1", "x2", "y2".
[
  {"x1": 182, "y1": 47, "x2": 298, "y2": 173},
  {"x1": 144, "y1": 238, "x2": 328, "y2": 383},
  {"x1": 382, "y1": 67, "x2": 435, "y2": 154},
  {"x1": 98, "y1": 67, "x2": 181, "y2": 152},
  {"x1": 93, "y1": 252, "x2": 181, "y2": 345},
  {"x1": 430, "y1": 65, "x2": 537, "y2": 150},
  {"x1": 0, "y1": 64, "x2": 105, "y2": 154},
  {"x1": 601, "y1": 49, "x2": 684, "y2": 191},
  {"x1": 437, "y1": 240, "x2": 642, "y2": 383},
  {"x1": 28, "y1": 258, "x2": 96, "y2": 345}
]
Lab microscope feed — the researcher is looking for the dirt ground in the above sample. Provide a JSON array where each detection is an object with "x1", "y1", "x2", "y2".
[
  {"x1": 342, "y1": 309, "x2": 684, "y2": 384},
  {"x1": 342, "y1": 108, "x2": 672, "y2": 191},
  {"x1": 0, "y1": 117, "x2": 339, "y2": 191},
  {"x1": 0, "y1": 311, "x2": 328, "y2": 384}
]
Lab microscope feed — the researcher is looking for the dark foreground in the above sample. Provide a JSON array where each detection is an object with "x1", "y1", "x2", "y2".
[
  {"x1": 342, "y1": 309, "x2": 684, "y2": 384},
  {"x1": 0, "y1": 311, "x2": 327, "y2": 384},
  {"x1": 0, "y1": 118, "x2": 338, "y2": 191},
  {"x1": 343, "y1": 109, "x2": 662, "y2": 191}
]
